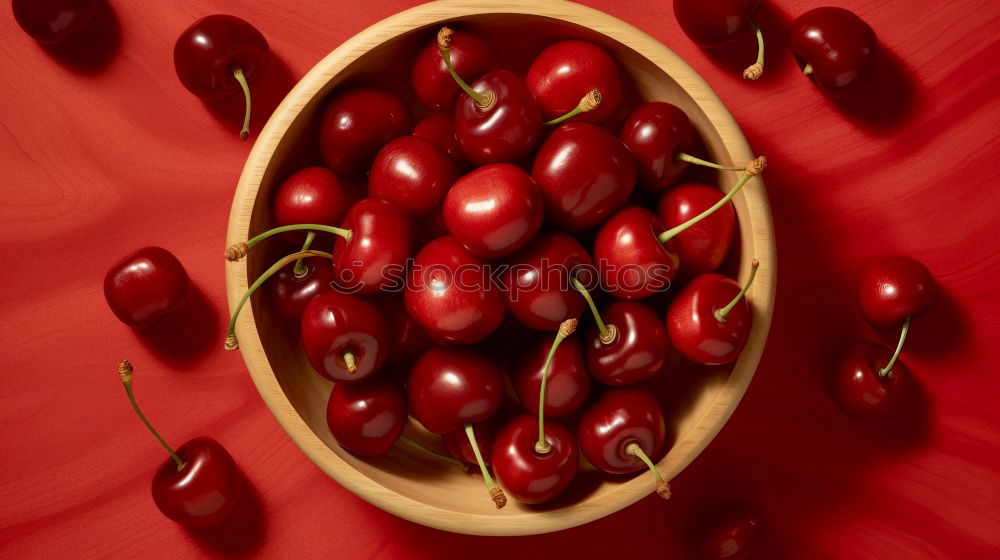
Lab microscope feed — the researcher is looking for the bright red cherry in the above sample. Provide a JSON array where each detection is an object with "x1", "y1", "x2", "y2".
[
  {"x1": 694, "y1": 501, "x2": 765, "y2": 560},
  {"x1": 584, "y1": 301, "x2": 670, "y2": 386},
  {"x1": 492, "y1": 414, "x2": 578, "y2": 504},
  {"x1": 104, "y1": 247, "x2": 191, "y2": 329},
  {"x1": 174, "y1": 15, "x2": 269, "y2": 140},
  {"x1": 273, "y1": 166, "x2": 360, "y2": 245},
  {"x1": 264, "y1": 256, "x2": 334, "y2": 322},
  {"x1": 117, "y1": 361, "x2": 241, "y2": 527},
  {"x1": 511, "y1": 333, "x2": 591, "y2": 418},
  {"x1": 832, "y1": 341, "x2": 908, "y2": 419},
  {"x1": 319, "y1": 88, "x2": 411, "y2": 178},
  {"x1": 369, "y1": 136, "x2": 461, "y2": 218},
  {"x1": 443, "y1": 414, "x2": 505, "y2": 466},
  {"x1": 300, "y1": 291, "x2": 390, "y2": 383},
  {"x1": 443, "y1": 164, "x2": 544, "y2": 259},
  {"x1": 330, "y1": 198, "x2": 414, "y2": 294},
  {"x1": 412, "y1": 29, "x2": 495, "y2": 114},
  {"x1": 578, "y1": 388, "x2": 671, "y2": 499},
  {"x1": 405, "y1": 236, "x2": 506, "y2": 344},
  {"x1": 502, "y1": 232, "x2": 593, "y2": 331},
  {"x1": 12, "y1": 0, "x2": 97, "y2": 44},
  {"x1": 667, "y1": 260, "x2": 759, "y2": 366},
  {"x1": 857, "y1": 257, "x2": 934, "y2": 328},
  {"x1": 674, "y1": 0, "x2": 765, "y2": 80},
  {"x1": 327, "y1": 376, "x2": 407, "y2": 456},
  {"x1": 657, "y1": 182, "x2": 736, "y2": 277},
  {"x1": 408, "y1": 347, "x2": 503, "y2": 434},
  {"x1": 526, "y1": 40, "x2": 622, "y2": 124},
  {"x1": 790, "y1": 7, "x2": 878, "y2": 96},
  {"x1": 532, "y1": 122, "x2": 636, "y2": 232},
  {"x1": 413, "y1": 114, "x2": 465, "y2": 162}
]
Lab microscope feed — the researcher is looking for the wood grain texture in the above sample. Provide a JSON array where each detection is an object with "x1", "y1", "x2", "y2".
[{"x1": 1, "y1": 0, "x2": 998, "y2": 556}]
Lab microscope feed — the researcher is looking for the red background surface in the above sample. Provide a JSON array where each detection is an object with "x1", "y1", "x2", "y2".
[{"x1": 2, "y1": 0, "x2": 999, "y2": 557}]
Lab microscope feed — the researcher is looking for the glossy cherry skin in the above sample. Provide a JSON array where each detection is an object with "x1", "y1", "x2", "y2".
[
  {"x1": 104, "y1": 247, "x2": 192, "y2": 329},
  {"x1": 152, "y1": 437, "x2": 241, "y2": 527},
  {"x1": 413, "y1": 114, "x2": 465, "y2": 162},
  {"x1": 265, "y1": 257, "x2": 334, "y2": 322},
  {"x1": 657, "y1": 183, "x2": 736, "y2": 277},
  {"x1": 331, "y1": 198, "x2": 413, "y2": 295},
  {"x1": 578, "y1": 388, "x2": 666, "y2": 474},
  {"x1": 404, "y1": 236, "x2": 506, "y2": 344},
  {"x1": 442, "y1": 414, "x2": 505, "y2": 466},
  {"x1": 407, "y1": 347, "x2": 504, "y2": 434},
  {"x1": 273, "y1": 166, "x2": 359, "y2": 244},
  {"x1": 412, "y1": 30, "x2": 495, "y2": 114},
  {"x1": 511, "y1": 336, "x2": 592, "y2": 418},
  {"x1": 674, "y1": 0, "x2": 760, "y2": 48},
  {"x1": 694, "y1": 502, "x2": 765, "y2": 560},
  {"x1": 525, "y1": 40, "x2": 622, "y2": 124},
  {"x1": 832, "y1": 341, "x2": 907, "y2": 419},
  {"x1": 593, "y1": 206, "x2": 678, "y2": 300},
  {"x1": 857, "y1": 256, "x2": 935, "y2": 328},
  {"x1": 532, "y1": 123, "x2": 636, "y2": 232},
  {"x1": 173, "y1": 15, "x2": 269, "y2": 100},
  {"x1": 667, "y1": 273, "x2": 752, "y2": 365},
  {"x1": 377, "y1": 296, "x2": 434, "y2": 377},
  {"x1": 443, "y1": 164, "x2": 544, "y2": 259},
  {"x1": 327, "y1": 376, "x2": 407, "y2": 456},
  {"x1": 789, "y1": 7, "x2": 878, "y2": 96},
  {"x1": 300, "y1": 291, "x2": 390, "y2": 383},
  {"x1": 502, "y1": 232, "x2": 593, "y2": 331},
  {"x1": 454, "y1": 69, "x2": 543, "y2": 166},
  {"x1": 319, "y1": 88, "x2": 412, "y2": 179},
  {"x1": 368, "y1": 135, "x2": 460, "y2": 218},
  {"x1": 12, "y1": 0, "x2": 96, "y2": 44},
  {"x1": 491, "y1": 414, "x2": 579, "y2": 504},
  {"x1": 586, "y1": 302, "x2": 670, "y2": 386},
  {"x1": 619, "y1": 102, "x2": 698, "y2": 191}
]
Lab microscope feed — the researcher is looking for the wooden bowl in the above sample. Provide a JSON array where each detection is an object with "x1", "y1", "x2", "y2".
[{"x1": 226, "y1": 0, "x2": 775, "y2": 536}]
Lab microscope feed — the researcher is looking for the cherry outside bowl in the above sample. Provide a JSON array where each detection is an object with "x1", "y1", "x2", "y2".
[{"x1": 225, "y1": 0, "x2": 775, "y2": 536}]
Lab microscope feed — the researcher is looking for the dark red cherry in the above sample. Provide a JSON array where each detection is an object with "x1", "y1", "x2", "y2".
[
  {"x1": 12, "y1": 0, "x2": 97, "y2": 44},
  {"x1": 443, "y1": 415, "x2": 505, "y2": 466},
  {"x1": 532, "y1": 122, "x2": 636, "y2": 232},
  {"x1": 502, "y1": 232, "x2": 593, "y2": 331},
  {"x1": 832, "y1": 341, "x2": 907, "y2": 419},
  {"x1": 694, "y1": 501, "x2": 765, "y2": 560},
  {"x1": 511, "y1": 335, "x2": 591, "y2": 418},
  {"x1": 412, "y1": 29, "x2": 495, "y2": 114},
  {"x1": 586, "y1": 302, "x2": 670, "y2": 386},
  {"x1": 369, "y1": 135, "x2": 460, "y2": 218},
  {"x1": 300, "y1": 291, "x2": 390, "y2": 383},
  {"x1": 377, "y1": 296, "x2": 434, "y2": 376},
  {"x1": 491, "y1": 414, "x2": 578, "y2": 504},
  {"x1": 331, "y1": 198, "x2": 414, "y2": 295},
  {"x1": 857, "y1": 256, "x2": 934, "y2": 328},
  {"x1": 404, "y1": 236, "x2": 506, "y2": 344},
  {"x1": 593, "y1": 206, "x2": 678, "y2": 300},
  {"x1": 526, "y1": 40, "x2": 622, "y2": 124},
  {"x1": 657, "y1": 182, "x2": 736, "y2": 277},
  {"x1": 327, "y1": 376, "x2": 407, "y2": 456},
  {"x1": 407, "y1": 347, "x2": 504, "y2": 434},
  {"x1": 319, "y1": 88, "x2": 411, "y2": 179},
  {"x1": 619, "y1": 102, "x2": 697, "y2": 191},
  {"x1": 264, "y1": 256, "x2": 334, "y2": 322},
  {"x1": 789, "y1": 7, "x2": 878, "y2": 96},
  {"x1": 453, "y1": 69, "x2": 543, "y2": 166},
  {"x1": 104, "y1": 247, "x2": 192, "y2": 329},
  {"x1": 674, "y1": 0, "x2": 759, "y2": 47},
  {"x1": 273, "y1": 166, "x2": 360, "y2": 244},
  {"x1": 443, "y1": 164, "x2": 544, "y2": 259},
  {"x1": 413, "y1": 114, "x2": 465, "y2": 162}
]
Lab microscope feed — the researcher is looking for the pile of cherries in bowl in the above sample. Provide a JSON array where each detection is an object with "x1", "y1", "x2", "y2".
[{"x1": 225, "y1": 26, "x2": 766, "y2": 509}]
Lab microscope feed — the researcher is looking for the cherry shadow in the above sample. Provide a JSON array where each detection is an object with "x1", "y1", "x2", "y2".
[
  {"x1": 885, "y1": 284, "x2": 970, "y2": 359},
  {"x1": 202, "y1": 53, "x2": 298, "y2": 142},
  {"x1": 822, "y1": 47, "x2": 920, "y2": 135},
  {"x1": 40, "y1": 0, "x2": 120, "y2": 75},
  {"x1": 187, "y1": 468, "x2": 266, "y2": 559},
  {"x1": 138, "y1": 286, "x2": 220, "y2": 367},
  {"x1": 698, "y1": 2, "x2": 794, "y2": 83}
]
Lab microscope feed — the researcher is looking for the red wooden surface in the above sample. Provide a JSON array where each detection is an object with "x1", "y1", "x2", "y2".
[{"x1": 2, "y1": 0, "x2": 998, "y2": 557}]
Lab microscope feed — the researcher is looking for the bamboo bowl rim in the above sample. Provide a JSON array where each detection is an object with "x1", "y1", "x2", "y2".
[{"x1": 226, "y1": 0, "x2": 776, "y2": 535}]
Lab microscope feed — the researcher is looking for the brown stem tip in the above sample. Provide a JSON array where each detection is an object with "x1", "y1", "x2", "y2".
[
  {"x1": 746, "y1": 156, "x2": 767, "y2": 176},
  {"x1": 225, "y1": 242, "x2": 248, "y2": 262},
  {"x1": 578, "y1": 89, "x2": 602, "y2": 113},
  {"x1": 490, "y1": 486, "x2": 507, "y2": 509},
  {"x1": 437, "y1": 27, "x2": 453, "y2": 51},
  {"x1": 742, "y1": 62, "x2": 764, "y2": 81},
  {"x1": 118, "y1": 360, "x2": 133, "y2": 383},
  {"x1": 655, "y1": 480, "x2": 671, "y2": 500},
  {"x1": 224, "y1": 334, "x2": 239, "y2": 351},
  {"x1": 599, "y1": 323, "x2": 618, "y2": 345},
  {"x1": 559, "y1": 318, "x2": 579, "y2": 337}
]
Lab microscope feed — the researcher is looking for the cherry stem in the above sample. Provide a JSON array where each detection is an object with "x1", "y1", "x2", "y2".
[
  {"x1": 742, "y1": 22, "x2": 765, "y2": 80},
  {"x1": 537, "y1": 319, "x2": 578, "y2": 454},
  {"x1": 714, "y1": 259, "x2": 760, "y2": 323},
  {"x1": 879, "y1": 316, "x2": 910, "y2": 377},
  {"x1": 676, "y1": 152, "x2": 744, "y2": 171},
  {"x1": 233, "y1": 67, "x2": 252, "y2": 141},
  {"x1": 802, "y1": 63, "x2": 814, "y2": 76},
  {"x1": 343, "y1": 351, "x2": 357, "y2": 374},
  {"x1": 544, "y1": 89, "x2": 602, "y2": 125},
  {"x1": 465, "y1": 422, "x2": 506, "y2": 509},
  {"x1": 571, "y1": 277, "x2": 615, "y2": 343},
  {"x1": 625, "y1": 442, "x2": 670, "y2": 500},
  {"x1": 235, "y1": 224, "x2": 352, "y2": 258},
  {"x1": 292, "y1": 231, "x2": 317, "y2": 278},
  {"x1": 225, "y1": 249, "x2": 333, "y2": 350},
  {"x1": 117, "y1": 360, "x2": 186, "y2": 472},
  {"x1": 438, "y1": 28, "x2": 494, "y2": 110},
  {"x1": 398, "y1": 434, "x2": 464, "y2": 467}
]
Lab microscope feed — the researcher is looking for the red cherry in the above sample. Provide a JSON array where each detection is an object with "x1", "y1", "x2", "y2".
[
  {"x1": 300, "y1": 292, "x2": 390, "y2": 383},
  {"x1": 585, "y1": 302, "x2": 670, "y2": 386},
  {"x1": 331, "y1": 198, "x2": 414, "y2": 295},
  {"x1": 511, "y1": 335, "x2": 591, "y2": 418},
  {"x1": 273, "y1": 166, "x2": 359, "y2": 244},
  {"x1": 326, "y1": 376, "x2": 407, "y2": 456},
  {"x1": 832, "y1": 341, "x2": 908, "y2": 419},
  {"x1": 412, "y1": 29, "x2": 495, "y2": 114},
  {"x1": 857, "y1": 256, "x2": 934, "y2": 328},
  {"x1": 593, "y1": 206, "x2": 678, "y2": 300},
  {"x1": 694, "y1": 501, "x2": 765, "y2": 560},
  {"x1": 526, "y1": 40, "x2": 622, "y2": 124},
  {"x1": 376, "y1": 296, "x2": 434, "y2": 376},
  {"x1": 790, "y1": 7, "x2": 878, "y2": 95},
  {"x1": 407, "y1": 347, "x2": 503, "y2": 434},
  {"x1": 532, "y1": 122, "x2": 636, "y2": 232},
  {"x1": 404, "y1": 236, "x2": 506, "y2": 344},
  {"x1": 502, "y1": 232, "x2": 593, "y2": 331},
  {"x1": 491, "y1": 414, "x2": 578, "y2": 504},
  {"x1": 620, "y1": 102, "x2": 710, "y2": 191},
  {"x1": 12, "y1": 0, "x2": 96, "y2": 44},
  {"x1": 174, "y1": 15, "x2": 269, "y2": 139},
  {"x1": 318, "y1": 88, "x2": 411, "y2": 178},
  {"x1": 674, "y1": 0, "x2": 759, "y2": 47},
  {"x1": 264, "y1": 256, "x2": 334, "y2": 322},
  {"x1": 667, "y1": 261, "x2": 759, "y2": 366},
  {"x1": 104, "y1": 247, "x2": 191, "y2": 329},
  {"x1": 368, "y1": 136, "x2": 461, "y2": 218},
  {"x1": 657, "y1": 182, "x2": 736, "y2": 277},
  {"x1": 443, "y1": 164, "x2": 544, "y2": 259},
  {"x1": 413, "y1": 114, "x2": 465, "y2": 162},
  {"x1": 443, "y1": 415, "x2": 505, "y2": 466}
]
